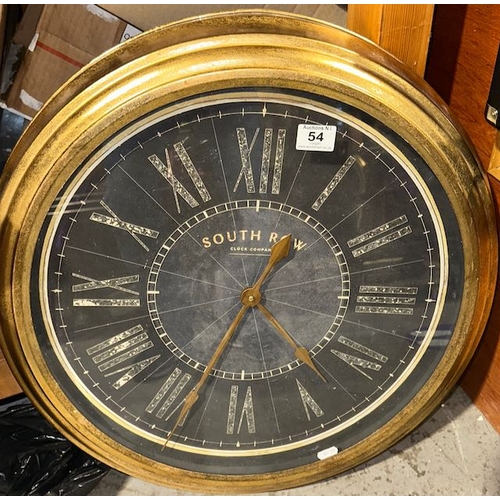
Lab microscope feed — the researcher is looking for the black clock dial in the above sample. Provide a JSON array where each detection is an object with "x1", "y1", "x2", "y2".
[{"x1": 31, "y1": 90, "x2": 463, "y2": 475}]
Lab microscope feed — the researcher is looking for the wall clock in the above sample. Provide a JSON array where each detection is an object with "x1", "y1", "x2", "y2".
[{"x1": 0, "y1": 10, "x2": 497, "y2": 493}]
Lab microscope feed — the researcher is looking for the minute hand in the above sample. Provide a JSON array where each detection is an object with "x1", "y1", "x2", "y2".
[{"x1": 256, "y1": 302, "x2": 326, "y2": 383}]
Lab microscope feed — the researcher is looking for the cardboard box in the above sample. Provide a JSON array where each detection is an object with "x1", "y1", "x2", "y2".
[
  {"x1": 4, "y1": 5, "x2": 141, "y2": 118},
  {"x1": 98, "y1": 4, "x2": 347, "y2": 32},
  {"x1": 4, "y1": 5, "x2": 346, "y2": 119}
]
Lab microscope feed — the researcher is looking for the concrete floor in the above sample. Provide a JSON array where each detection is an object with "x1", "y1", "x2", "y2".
[{"x1": 90, "y1": 387, "x2": 500, "y2": 496}]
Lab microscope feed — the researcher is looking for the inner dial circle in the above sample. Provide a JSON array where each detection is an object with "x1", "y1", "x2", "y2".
[{"x1": 148, "y1": 200, "x2": 349, "y2": 379}]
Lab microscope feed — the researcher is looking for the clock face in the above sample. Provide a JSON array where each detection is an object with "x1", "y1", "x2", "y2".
[{"x1": 30, "y1": 90, "x2": 464, "y2": 476}]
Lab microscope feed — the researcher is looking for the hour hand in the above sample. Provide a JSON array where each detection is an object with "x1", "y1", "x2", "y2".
[{"x1": 256, "y1": 303, "x2": 326, "y2": 383}]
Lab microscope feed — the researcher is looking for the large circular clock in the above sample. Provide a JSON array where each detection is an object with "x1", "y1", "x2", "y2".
[{"x1": 0, "y1": 11, "x2": 497, "y2": 493}]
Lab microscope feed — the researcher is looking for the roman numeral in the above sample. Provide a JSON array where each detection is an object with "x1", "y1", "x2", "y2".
[
  {"x1": 331, "y1": 335, "x2": 388, "y2": 380},
  {"x1": 146, "y1": 368, "x2": 192, "y2": 421},
  {"x1": 86, "y1": 324, "x2": 158, "y2": 389},
  {"x1": 149, "y1": 141, "x2": 211, "y2": 213},
  {"x1": 227, "y1": 385, "x2": 256, "y2": 434},
  {"x1": 72, "y1": 273, "x2": 140, "y2": 307},
  {"x1": 355, "y1": 285, "x2": 418, "y2": 315},
  {"x1": 90, "y1": 200, "x2": 159, "y2": 251},
  {"x1": 347, "y1": 215, "x2": 412, "y2": 257},
  {"x1": 234, "y1": 127, "x2": 286, "y2": 195},
  {"x1": 312, "y1": 156, "x2": 356, "y2": 211},
  {"x1": 296, "y1": 379, "x2": 324, "y2": 421}
]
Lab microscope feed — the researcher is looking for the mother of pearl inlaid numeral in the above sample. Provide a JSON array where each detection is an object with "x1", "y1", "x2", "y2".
[
  {"x1": 355, "y1": 285, "x2": 418, "y2": 315},
  {"x1": 348, "y1": 215, "x2": 412, "y2": 258},
  {"x1": 312, "y1": 156, "x2": 356, "y2": 211},
  {"x1": 86, "y1": 324, "x2": 157, "y2": 389},
  {"x1": 296, "y1": 379, "x2": 324, "y2": 421},
  {"x1": 72, "y1": 273, "x2": 140, "y2": 307},
  {"x1": 149, "y1": 141, "x2": 211, "y2": 213},
  {"x1": 146, "y1": 368, "x2": 192, "y2": 420},
  {"x1": 331, "y1": 335, "x2": 388, "y2": 380},
  {"x1": 227, "y1": 385, "x2": 256, "y2": 434},
  {"x1": 234, "y1": 127, "x2": 286, "y2": 195},
  {"x1": 90, "y1": 200, "x2": 159, "y2": 251}
]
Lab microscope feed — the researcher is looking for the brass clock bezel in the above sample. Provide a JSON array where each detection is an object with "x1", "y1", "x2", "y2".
[{"x1": 0, "y1": 11, "x2": 497, "y2": 493}]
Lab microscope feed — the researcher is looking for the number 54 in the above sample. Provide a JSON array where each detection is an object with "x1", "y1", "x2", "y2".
[{"x1": 308, "y1": 131, "x2": 324, "y2": 142}]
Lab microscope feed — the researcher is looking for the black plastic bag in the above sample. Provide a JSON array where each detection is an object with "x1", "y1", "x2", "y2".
[{"x1": 0, "y1": 400, "x2": 109, "y2": 495}]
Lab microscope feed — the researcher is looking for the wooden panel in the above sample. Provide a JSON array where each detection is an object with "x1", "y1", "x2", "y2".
[
  {"x1": 460, "y1": 175, "x2": 500, "y2": 429},
  {"x1": 425, "y1": 5, "x2": 500, "y2": 169},
  {"x1": 347, "y1": 4, "x2": 434, "y2": 77},
  {"x1": 426, "y1": 5, "x2": 500, "y2": 431}
]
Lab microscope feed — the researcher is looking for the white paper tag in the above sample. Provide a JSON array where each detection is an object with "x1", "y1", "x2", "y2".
[
  {"x1": 120, "y1": 24, "x2": 143, "y2": 44},
  {"x1": 296, "y1": 124, "x2": 336, "y2": 152}
]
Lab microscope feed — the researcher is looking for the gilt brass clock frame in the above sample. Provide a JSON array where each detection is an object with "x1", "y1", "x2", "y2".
[{"x1": 0, "y1": 11, "x2": 497, "y2": 493}]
